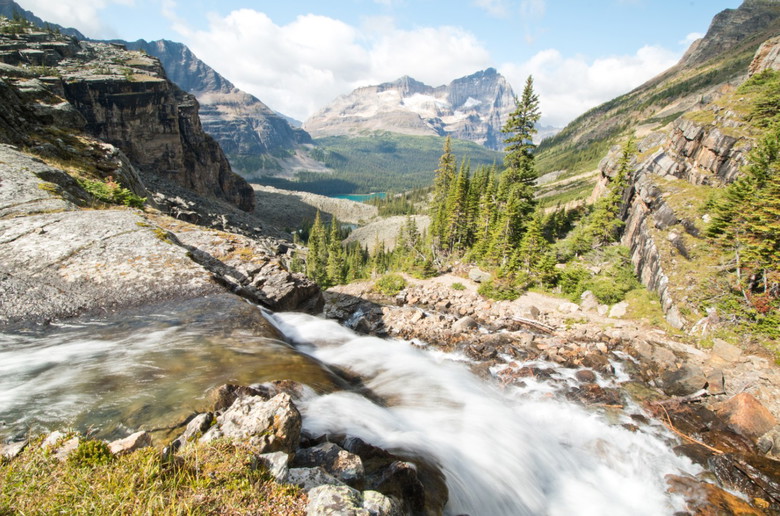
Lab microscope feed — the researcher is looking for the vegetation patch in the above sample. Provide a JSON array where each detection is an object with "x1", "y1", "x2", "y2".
[
  {"x1": 78, "y1": 176, "x2": 146, "y2": 208},
  {"x1": 373, "y1": 273, "x2": 407, "y2": 296},
  {"x1": 0, "y1": 437, "x2": 306, "y2": 515}
]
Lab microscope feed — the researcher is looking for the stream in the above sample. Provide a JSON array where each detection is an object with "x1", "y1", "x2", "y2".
[{"x1": 0, "y1": 294, "x2": 701, "y2": 515}]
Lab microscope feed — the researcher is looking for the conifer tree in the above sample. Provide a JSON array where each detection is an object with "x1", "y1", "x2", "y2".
[
  {"x1": 443, "y1": 161, "x2": 471, "y2": 251},
  {"x1": 587, "y1": 136, "x2": 635, "y2": 247},
  {"x1": 430, "y1": 136, "x2": 457, "y2": 244},
  {"x1": 306, "y1": 211, "x2": 328, "y2": 285},
  {"x1": 326, "y1": 218, "x2": 346, "y2": 285}
]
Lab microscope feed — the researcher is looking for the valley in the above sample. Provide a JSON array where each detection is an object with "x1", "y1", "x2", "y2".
[{"x1": 1, "y1": 1, "x2": 780, "y2": 514}]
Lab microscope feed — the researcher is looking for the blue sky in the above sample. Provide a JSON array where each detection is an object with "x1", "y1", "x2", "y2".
[{"x1": 16, "y1": 0, "x2": 741, "y2": 126}]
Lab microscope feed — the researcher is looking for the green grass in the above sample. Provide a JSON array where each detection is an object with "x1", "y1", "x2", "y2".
[{"x1": 0, "y1": 436, "x2": 306, "y2": 515}]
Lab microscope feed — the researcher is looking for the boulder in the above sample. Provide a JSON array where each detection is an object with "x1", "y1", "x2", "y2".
[
  {"x1": 758, "y1": 426, "x2": 780, "y2": 459},
  {"x1": 175, "y1": 413, "x2": 214, "y2": 448},
  {"x1": 362, "y1": 490, "x2": 402, "y2": 516},
  {"x1": 710, "y1": 339, "x2": 743, "y2": 364},
  {"x1": 293, "y1": 442, "x2": 365, "y2": 485},
  {"x1": 558, "y1": 302, "x2": 579, "y2": 314},
  {"x1": 468, "y1": 267, "x2": 491, "y2": 283},
  {"x1": 306, "y1": 485, "x2": 367, "y2": 516},
  {"x1": 660, "y1": 364, "x2": 708, "y2": 396},
  {"x1": 257, "y1": 451, "x2": 290, "y2": 483},
  {"x1": 609, "y1": 302, "x2": 628, "y2": 318},
  {"x1": 452, "y1": 316, "x2": 478, "y2": 333},
  {"x1": 575, "y1": 369, "x2": 598, "y2": 383},
  {"x1": 200, "y1": 393, "x2": 301, "y2": 455},
  {"x1": 288, "y1": 466, "x2": 345, "y2": 491},
  {"x1": 714, "y1": 393, "x2": 778, "y2": 440},
  {"x1": 108, "y1": 431, "x2": 151, "y2": 456},
  {"x1": 579, "y1": 291, "x2": 600, "y2": 312}
]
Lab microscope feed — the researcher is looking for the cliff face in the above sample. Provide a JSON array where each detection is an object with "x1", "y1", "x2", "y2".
[
  {"x1": 595, "y1": 39, "x2": 779, "y2": 330},
  {"x1": 123, "y1": 39, "x2": 312, "y2": 172},
  {"x1": 0, "y1": 28, "x2": 254, "y2": 211},
  {"x1": 304, "y1": 68, "x2": 516, "y2": 150}
]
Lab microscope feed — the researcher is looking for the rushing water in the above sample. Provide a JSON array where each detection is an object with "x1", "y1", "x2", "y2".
[{"x1": 1, "y1": 297, "x2": 700, "y2": 514}]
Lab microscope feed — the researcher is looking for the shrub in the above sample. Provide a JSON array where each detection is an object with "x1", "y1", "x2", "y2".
[
  {"x1": 373, "y1": 273, "x2": 407, "y2": 296},
  {"x1": 477, "y1": 276, "x2": 525, "y2": 301},
  {"x1": 68, "y1": 439, "x2": 113, "y2": 468},
  {"x1": 451, "y1": 282, "x2": 465, "y2": 291},
  {"x1": 559, "y1": 265, "x2": 590, "y2": 299},
  {"x1": 78, "y1": 176, "x2": 146, "y2": 208}
]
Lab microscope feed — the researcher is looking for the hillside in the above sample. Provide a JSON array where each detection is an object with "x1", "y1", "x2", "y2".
[
  {"x1": 534, "y1": 0, "x2": 780, "y2": 206},
  {"x1": 256, "y1": 132, "x2": 505, "y2": 194}
]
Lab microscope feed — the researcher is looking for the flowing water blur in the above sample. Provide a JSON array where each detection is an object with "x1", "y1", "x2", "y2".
[{"x1": 1, "y1": 296, "x2": 701, "y2": 514}]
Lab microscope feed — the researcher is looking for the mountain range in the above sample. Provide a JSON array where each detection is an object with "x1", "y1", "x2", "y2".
[{"x1": 303, "y1": 68, "x2": 517, "y2": 150}]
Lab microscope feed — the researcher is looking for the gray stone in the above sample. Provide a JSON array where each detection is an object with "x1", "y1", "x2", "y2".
[
  {"x1": 306, "y1": 485, "x2": 368, "y2": 516},
  {"x1": 661, "y1": 364, "x2": 708, "y2": 396},
  {"x1": 175, "y1": 412, "x2": 214, "y2": 448},
  {"x1": 711, "y1": 338, "x2": 743, "y2": 364},
  {"x1": 558, "y1": 302, "x2": 580, "y2": 314},
  {"x1": 287, "y1": 466, "x2": 345, "y2": 491},
  {"x1": 757, "y1": 426, "x2": 780, "y2": 459},
  {"x1": 579, "y1": 291, "x2": 600, "y2": 312},
  {"x1": 257, "y1": 451, "x2": 290, "y2": 482},
  {"x1": 452, "y1": 316, "x2": 478, "y2": 333},
  {"x1": 293, "y1": 442, "x2": 364, "y2": 484},
  {"x1": 468, "y1": 267, "x2": 491, "y2": 283},
  {"x1": 108, "y1": 431, "x2": 151, "y2": 456},
  {"x1": 609, "y1": 302, "x2": 629, "y2": 318},
  {"x1": 1, "y1": 440, "x2": 27, "y2": 460},
  {"x1": 200, "y1": 393, "x2": 301, "y2": 455},
  {"x1": 362, "y1": 490, "x2": 402, "y2": 516}
]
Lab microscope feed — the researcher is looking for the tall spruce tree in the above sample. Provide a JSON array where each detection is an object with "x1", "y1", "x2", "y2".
[
  {"x1": 306, "y1": 211, "x2": 328, "y2": 285},
  {"x1": 587, "y1": 136, "x2": 635, "y2": 247},
  {"x1": 326, "y1": 217, "x2": 346, "y2": 285},
  {"x1": 430, "y1": 136, "x2": 457, "y2": 245}
]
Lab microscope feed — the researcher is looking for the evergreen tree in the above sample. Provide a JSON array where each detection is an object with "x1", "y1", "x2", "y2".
[
  {"x1": 326, "y1": 218, "x2": 346, "y2": 285},
  {"x1": 587, "y1": 136, "x2": 635, "y2": 247},
  {"x1": 306, "y1": 211, "x2": 328, "y2": 285},
  {"x1": 430, "y1": 136, "x2": 457, "y2": 244},
  {"x1": 443, "y1": 160, "x2": 471, "y2": 251}
]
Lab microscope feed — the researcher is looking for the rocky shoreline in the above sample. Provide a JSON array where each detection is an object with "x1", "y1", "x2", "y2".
[{"x1": 324, "y1": 272, "x2": 780, "y2": 514}]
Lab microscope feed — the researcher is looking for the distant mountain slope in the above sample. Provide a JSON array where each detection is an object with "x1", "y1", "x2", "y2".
[
  {"x1": 304, "y1": 68, "x2": 516, "y2": 150},
  {"x1": 0, "y1": 0, "x2": 84, "y2": 38},
  {"x1": 122, "y1": 39, "x2": 313, "y2": 173},
  {"x1": 535, "y1": 0, "x2": 780, "y2": 193}
]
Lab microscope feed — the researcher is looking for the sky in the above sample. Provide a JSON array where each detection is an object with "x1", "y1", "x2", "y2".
[{"x1": 15, "y1": 0, "x2": 743, "y2": 127}]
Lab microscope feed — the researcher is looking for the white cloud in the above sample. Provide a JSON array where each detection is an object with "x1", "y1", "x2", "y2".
[
  {"x1": 178, "y1": 10, "x2": 491, "y2": 121},
  {"x1": 680, "y1": 32, "x2": 703, "y2": 46},
  {"x1": 519, "y1": 0, "x2": 545, "y2": 18},
  {"x1": 500, "y1": 45, "x2": 680, "y2": 127},
  {"x1": 16, "y1": 0, "x2": 133, "y2": 38},
  {"x1": 473, "y1": 0, "x2": 511, "y2": 18}
]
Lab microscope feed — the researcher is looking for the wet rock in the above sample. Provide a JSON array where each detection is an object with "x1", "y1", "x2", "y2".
[
  {"x1": 293, "y1": 442, "x2": 365, "y2": 485},
  {"x1": 453, "y1": 316, "x2": 478, "y2": 332},
  {"x1": 708, "y1": 453, "x2": 780, "y2": 509},
  {"x1": 306, "y1": 485, "x2": 372, "y2": 516},
  {"x1": 372, "y1": 461, "x2": 427, "y2": 515},
  {"x1": 108, "y1": 431, "x2": 151, "y2": 456},
  {"x1": 257, "y1": 451, "x2": 290, "y2": 483},
  {"x1": 201, "y1": 393, "x2": 301, "y2": 455},
  {"x1": 212, "y1": 384, "x2": 270, "y2": 411},
  {"x1": 567, "y1": 383, "x2": 622, "y2": 406},
  {"x1": 758, "y1": 427, "x2": 780, "y2": 459},
  {"x1": 581, "y1": 353, "x2": 614, "y2": 375},
  {"x1": 288, "y1": 466, "x2": 345, "y2": 491},
  {"x1": 660, "y1": 364, "x2": 708, "y2": 396},
  {"x1": 667, "y1": 474, "x2": 767, "y2": 515},
  {"x1": 575, "y1": 369, "x2": 598, "y2": 383},
  {"x1": 714, "y1": 393, "x2": 778, "y2": 440}
]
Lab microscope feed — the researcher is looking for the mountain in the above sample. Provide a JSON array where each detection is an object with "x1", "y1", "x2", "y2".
[
  {"x1": 534, "y1": 0, "x2": 780, "y2": 204},
  {"x1": 120, "y1": 39, "x2": 313, "y2": 175},
  {"x1": 304, "y1": 68, "x2": 517, "y2": 150},
  {"x1": 0, "y1": 0, "x2": 84, "y2": 38}
]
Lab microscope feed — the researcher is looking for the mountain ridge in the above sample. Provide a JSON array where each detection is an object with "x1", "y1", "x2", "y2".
[{"x1": 304, "y1": 68, "x2": 517, "y2": 150}]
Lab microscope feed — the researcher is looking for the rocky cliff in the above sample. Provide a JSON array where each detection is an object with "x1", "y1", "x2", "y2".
[
  {"x1": 122, "y1": 39, "x2": 313, "y2": 175},
  {"x1": 594, "y1": 36, "x2": 780, "y2": 331},
  {"x1": 0, "y1": 21, "x2": 323, "y2": 326},
  {"x1": 304, "y1": 68, "x2": 516, "y2": 150}
]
